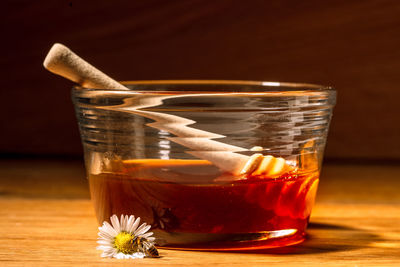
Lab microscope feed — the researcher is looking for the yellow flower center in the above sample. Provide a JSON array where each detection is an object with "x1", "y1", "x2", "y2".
[{"x1": 114, "y1": 232, "x2": 136, "y2": 254}]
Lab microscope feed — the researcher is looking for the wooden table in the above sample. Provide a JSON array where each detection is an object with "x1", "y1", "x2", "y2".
[{"x1": 1, "y1": 160, "x2": 399, "y2": 266}]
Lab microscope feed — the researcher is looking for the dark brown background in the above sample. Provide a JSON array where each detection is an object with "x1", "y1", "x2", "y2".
[{"x1": 1, "y1": 0, "x2": 399, "y2": 161}]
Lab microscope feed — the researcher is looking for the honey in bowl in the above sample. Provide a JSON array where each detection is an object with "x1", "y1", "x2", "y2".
[{"x1": 89, "y1": 157, "x2": 319, "y2": 250}]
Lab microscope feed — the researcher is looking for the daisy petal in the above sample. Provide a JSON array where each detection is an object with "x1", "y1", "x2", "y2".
[
  {"x1": 136, "y1": 225, "x2": 151, "y2": 236},
  {"x1": 126, "y1": 215, "x2": 135, "y2": 232},
  {"x1": 97, "y1": 240, "x2": 112, "y2": 246},
  {"x1": 141, "y1": 232, "x2": 153, "y2": 239},
  {"x1": 110, "y1": 215, "x2": 121, "y2": 232},
  {"x1": 125, "y1": 215, "x2": 130, "y2": 231},
  {"x1": 109, "y1": 251, "x2": 117, "y2": 258},
  {"x1": 120, "y1": 214, "x2": 126, "y2": 231},
  {"x1": 98, "y1": 228, "x2": 114, "y2": 239},
  {"x1": 103, "y1": 221, "x2": 118, "y2": 236},
  {"x1": 98, "y1": 232, "x2": 114, "y2": 240},
  {"x1": 96, "y1": 245, "x2": 113, "y2": 250},
  {"x1": 134, "y1": 222, "x2": 147, "y2": 234},
  {"x1": 129, "y1": 217, "x2": 141, "y2": 233},
  {"x1": 101, "y1": 252, "x2": 112, "y2": 258},
  {"x1": 100, "y1": 247, "x2": 116, "y2": 258},
  {"x1": 124, "y1": 215, "x2": 130, "y2": 231},
  {"x1": 101, "y1": 221, "x2": 113, "y2": 229}
]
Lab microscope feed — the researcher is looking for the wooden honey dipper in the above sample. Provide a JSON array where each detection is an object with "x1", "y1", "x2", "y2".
[{"x1": 43, "y1": 43, "x2": 290, "y2": 177}]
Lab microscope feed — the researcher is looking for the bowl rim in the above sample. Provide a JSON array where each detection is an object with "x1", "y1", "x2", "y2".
[{"x1": 72, "y1": 79, "x2": 335, "y2": 93}]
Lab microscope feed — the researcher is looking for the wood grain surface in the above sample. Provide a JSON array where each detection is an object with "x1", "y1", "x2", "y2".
[
  {"x1": 0, "y1": 160, "x2": 399, "y2": 266},
  {"x1": 1, "y1": 0, "x2": 400, "y2": 159}
]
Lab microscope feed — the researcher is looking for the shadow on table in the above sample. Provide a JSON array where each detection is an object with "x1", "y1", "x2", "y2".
[{"x1": 222, "y1": 222, "x2": 383, "y2": 255}]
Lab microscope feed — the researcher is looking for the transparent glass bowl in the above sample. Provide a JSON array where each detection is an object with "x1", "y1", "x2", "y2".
[{"x1": 72, "y1": 80, "x2": 336, "y2": 250}]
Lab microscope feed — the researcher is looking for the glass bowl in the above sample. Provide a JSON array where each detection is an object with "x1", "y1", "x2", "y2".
[{"x1": 72, "y1": 80, "x2": 336, "y2": 250}]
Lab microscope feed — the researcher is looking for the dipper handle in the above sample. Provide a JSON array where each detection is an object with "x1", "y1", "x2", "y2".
[{"x1": 43, "y1": 43, "x2": 127, "y2": 90}]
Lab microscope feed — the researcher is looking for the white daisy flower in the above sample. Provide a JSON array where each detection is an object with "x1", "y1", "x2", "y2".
[{"x1": 97, "y1": 214, "x2": 157, "y2": 259}]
